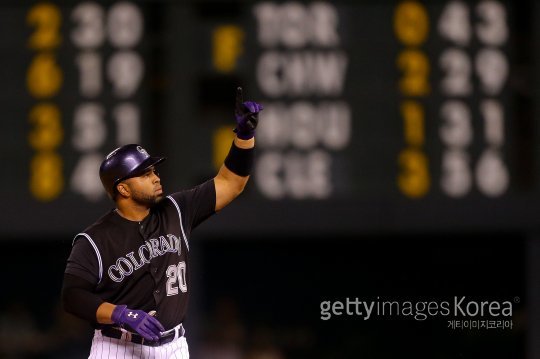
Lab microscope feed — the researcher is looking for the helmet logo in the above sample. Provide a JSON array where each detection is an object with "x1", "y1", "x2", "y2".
[{"x1": 137, "y1": 146, "x2": 148, "y2": 156}]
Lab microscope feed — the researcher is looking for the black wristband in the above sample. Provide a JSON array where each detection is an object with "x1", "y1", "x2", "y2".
[{"x1": 224, "y1": 141, "x2": 254, "y2": 177}]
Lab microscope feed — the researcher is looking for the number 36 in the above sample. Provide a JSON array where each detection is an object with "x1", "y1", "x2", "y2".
[{"x1": 166, "y1": 262, "x2": 187, "y2": 296}]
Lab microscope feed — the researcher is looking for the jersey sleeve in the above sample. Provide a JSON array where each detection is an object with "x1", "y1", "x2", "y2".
[
  {"x1": 169, "y1": 179, "x2": 216, "y2": 233},
  {"x1": 64, "y1": 235, "x2": 101, "y2": 286}
]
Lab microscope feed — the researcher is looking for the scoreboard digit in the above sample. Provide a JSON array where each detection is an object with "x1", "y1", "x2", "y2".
[
  {"x1": 27, "y1": 3, "x2": 64, "y2": 201},
  {"x1": 394, "y1": 1, "x2": 431, "y2": 198},
  {"x1": 24, "y1": 1, "x2": 146, "y2": 203},
  {"x1": 436, "y1": 0, "x2": 510, "y2": 198}
]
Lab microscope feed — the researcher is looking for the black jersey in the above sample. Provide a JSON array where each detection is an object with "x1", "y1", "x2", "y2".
[{"x1": 65, "y1": 180, "x2": 216, "y2": 330}]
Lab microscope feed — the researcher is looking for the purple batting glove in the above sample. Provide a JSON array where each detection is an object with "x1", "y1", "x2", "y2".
[
  {"x1": 111, "y1": 305, "x2": 165, "y2": 341},
  {"x1": 234, "y1": 87, "x2": 264, "y2": 140}
]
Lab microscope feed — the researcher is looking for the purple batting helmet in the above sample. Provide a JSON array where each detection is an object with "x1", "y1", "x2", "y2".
[{"x1": 99, "y1": 144, "x2": 166, "y2": 198}]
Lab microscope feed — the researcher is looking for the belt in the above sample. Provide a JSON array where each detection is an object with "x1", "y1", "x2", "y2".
[{"x1": 101, "y1": 323, "x2": 185, "y2": 347}]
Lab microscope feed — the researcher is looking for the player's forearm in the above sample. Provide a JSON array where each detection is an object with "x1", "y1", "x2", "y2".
[
  {"x1": 214, "y1": 137, "x2": 254, "y2": 210},
  {"x1": 214, "y1": 169, "x2": 249, "y2": 211},
  {"x1": 63, "y1": 275, "x2": 118, "y2": 324},
  {"x1": 62, "y1": 273, "x2": 104, "y2": 324},
  {"x1": 221, "y1": 136, "x2": 254, "y2": 191}
]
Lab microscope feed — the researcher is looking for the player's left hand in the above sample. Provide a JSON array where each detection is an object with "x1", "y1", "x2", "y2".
[{"x1": 234, "y1": 87, "x2": 263, "y2": 140}]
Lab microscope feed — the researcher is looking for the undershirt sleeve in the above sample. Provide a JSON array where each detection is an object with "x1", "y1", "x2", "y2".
[
  {"x1": 64, "y1": 235, "x2": 100, "y2": 286},
  {"x1": 61, "y1": 273, "x2": 104, "y2": 324}
]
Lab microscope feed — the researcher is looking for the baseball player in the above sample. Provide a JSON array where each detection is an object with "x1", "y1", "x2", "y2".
[{"x1": 61, "y1": 87, "x2": 263, "y2": 358}]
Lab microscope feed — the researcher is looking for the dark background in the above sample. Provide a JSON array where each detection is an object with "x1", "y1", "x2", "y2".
[{"x1": 0, "y1": 233, "x2": 527, "y2": 358}]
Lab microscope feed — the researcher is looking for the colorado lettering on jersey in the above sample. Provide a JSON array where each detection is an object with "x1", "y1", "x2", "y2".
[{"x1": 108, "y1": 234, "x2": 182, "y2": 282}]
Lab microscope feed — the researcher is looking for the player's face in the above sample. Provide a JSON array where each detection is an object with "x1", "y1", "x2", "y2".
[{"x1": 123, "y1": 167, "x2": 164, "y2": 206}]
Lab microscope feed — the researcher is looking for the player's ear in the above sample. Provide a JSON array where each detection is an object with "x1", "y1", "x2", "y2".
[{"x1": 116, "y1": 183, "x2": 130, "y2": 198}]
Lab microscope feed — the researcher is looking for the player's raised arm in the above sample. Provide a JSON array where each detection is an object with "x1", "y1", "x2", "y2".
[{"x1": 213, "y1": 87, "x2": 263, "y2": 211}]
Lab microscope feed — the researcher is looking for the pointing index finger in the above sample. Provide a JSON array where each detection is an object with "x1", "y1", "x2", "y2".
[{"x1": 236, "y1": 86, "x2": 244, "y2": 111}]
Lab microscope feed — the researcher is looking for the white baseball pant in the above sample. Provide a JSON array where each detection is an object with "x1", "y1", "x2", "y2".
[{"x1": 88, "y1": 324, "x2": 189, "y2": 359}]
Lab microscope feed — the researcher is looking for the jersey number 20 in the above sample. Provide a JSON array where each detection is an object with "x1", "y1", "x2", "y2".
[{"x1": 166, "y1": 261, "x2": 187, "y2": 296}]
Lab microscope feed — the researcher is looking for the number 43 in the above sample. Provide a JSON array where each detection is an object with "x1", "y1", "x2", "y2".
[{"x1": 166, "y1": 262, "x2": 187, "y2": 296}]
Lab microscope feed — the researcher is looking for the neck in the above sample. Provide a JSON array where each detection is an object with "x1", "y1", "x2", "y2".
[{"x1": 115, "y1": 201, "x2": 150, "y2": 222}]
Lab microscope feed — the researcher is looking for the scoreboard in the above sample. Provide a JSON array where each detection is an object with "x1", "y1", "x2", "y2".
[{"x1": 1, "y1": 0, "x2": 539, "y2": 237}]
